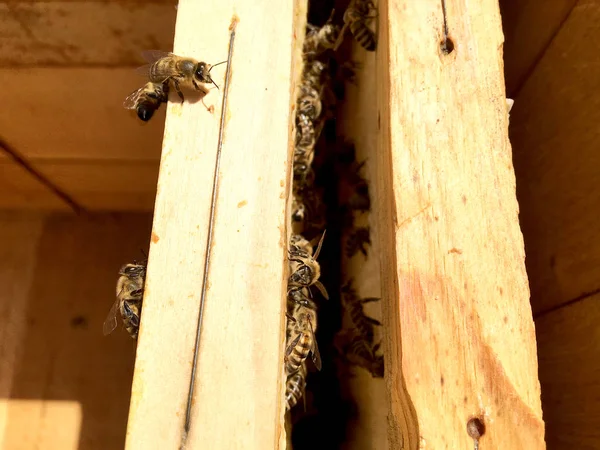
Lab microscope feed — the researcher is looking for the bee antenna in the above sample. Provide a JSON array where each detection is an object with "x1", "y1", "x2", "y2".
[
  {"x1": 211, "y1": 79, "x2": 220, "y2": 91},
  {"x1": 208, "y1": 60, "x2": 227, "y2": 73}
]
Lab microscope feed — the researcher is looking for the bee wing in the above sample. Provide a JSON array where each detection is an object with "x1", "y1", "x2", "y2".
[
  {"x1": 308, "y1": 320, "x2": 322, "y2": 371},
  {"x1": 141, "y1": 50, "x2": 174, "y2": 63},
  {"x1": 313, "y1": 280, "x2": 329, "y2": 300},
  {"x1": 286, "y1": 333, "x2": 302, "y2": 357},
  {"x1": 123, "y1": 86, "x2": 146, "y2": 109},
  {"x1": 102, "y1": 297, "x2": 121, "y2": 336}
]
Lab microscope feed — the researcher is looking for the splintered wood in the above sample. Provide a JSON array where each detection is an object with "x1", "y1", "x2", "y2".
[
  {"x1": 374, "y1": 0, "x2": 546, "y2": 448},
  {"x1": 125, "y1": 0, "x2": 306, "y2": 448}
]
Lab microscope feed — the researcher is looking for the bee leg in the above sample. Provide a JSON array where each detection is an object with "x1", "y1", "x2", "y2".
[{"x1": 173, "y1": 79, "x2": 185, "y2": 103}]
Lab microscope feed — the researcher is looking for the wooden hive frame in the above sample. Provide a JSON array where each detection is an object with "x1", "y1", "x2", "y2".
[{"x1": 125, "y1": 0, "x2": 546, "y2": 448}]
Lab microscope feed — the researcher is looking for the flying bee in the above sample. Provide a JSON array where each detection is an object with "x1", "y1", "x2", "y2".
[
  {"x1": 341, "y1": 280, "x2": 381, "y2": 344},
  {"x1": 123, "y1": 81, "x2": 169, "y2": 122},
  {"x1": 345, "y1": 226, "x2": 372, "y2": 258},
  {"x1": 343, "y1": 0, "x2": 378, "y2": 52},
  {"x1": 285, "y1": 362, "x2": 308, "y2": 411},
  {"x1": 288, "y1": 231, "x2": 329, "y2": 300},
  {"x1": 285, "y1": 303, "x2": 321, "y2": 373},
  {"x1": 136, "y1": 50, "x2": 225, "y2": 103},
  {"x1": 103, "y1": 262, "x2": 147, "y2": 340}
]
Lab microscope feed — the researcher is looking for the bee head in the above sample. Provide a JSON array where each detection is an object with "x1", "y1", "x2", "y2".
[{"x1": 194, "y1": 62, "x2": 213, "y2": 83}]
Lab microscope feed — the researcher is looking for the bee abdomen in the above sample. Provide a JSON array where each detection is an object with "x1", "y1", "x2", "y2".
[
  {"x1": 285, "y1": 333, "x2": 311, "y2": 374},
  {"x1": 349, "y1": 22, "x2": 377, "y2": 51},
  {"x1": 285, "y1": 364, "x2": 307, "y2": 410}
]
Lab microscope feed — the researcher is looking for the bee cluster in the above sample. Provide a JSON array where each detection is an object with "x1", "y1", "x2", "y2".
[{"x1": 284, "y1": 0, "x2": 381, "y2": 440}]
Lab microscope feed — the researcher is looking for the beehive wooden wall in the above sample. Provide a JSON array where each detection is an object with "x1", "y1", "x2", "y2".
[
  {"x1": 501, "y1": 0, "x2": 600, "y2": 447},
  {"x1": 0, "y1": 1, "x2": 178, "y2": 211},
  {"x1": 0, "y1": 211, "x2": 152, "y2": 449}
]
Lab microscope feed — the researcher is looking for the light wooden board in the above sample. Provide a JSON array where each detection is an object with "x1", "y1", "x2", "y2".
[
  {"x1": 0, "y1": 69, "x2": 166, "y2": 161},
  {"x1": 374, "y1": 0, "x2": 545, "y2": 448},
  {"x1": 536, "y1": 295, "x2": 600, "y2": 449},
  {"x1": 509, "y1": 0, "x2": 600, "y2": 315},
  {"x1": 0, "y1": 212, "x2": 153, "y2": 450},
  {"x1": 125, "y1": 0, "x2": 306, "y2": 448},
  {"x1": 0, "y1": 2, "x2": 175, "y2": 66},
  {"x1": 500, "y1": 0, "x2": 577, "y2": 95}
]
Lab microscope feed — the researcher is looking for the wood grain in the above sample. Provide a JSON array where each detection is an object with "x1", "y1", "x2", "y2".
[
  {"x1": 0, "y1": 69, "x2": 165, "y2": 161},
  {"x1": 536, "y1": 295, "x2": 600, "y2": 449},
  {"x1": 0, "y1": 160, "x2": 72, "y2": 210},
  {"x1": 374, "y1": 0, "x2": 545, "y2": 448},
  {"x1": 500, "y1": 0, "x2": 577, "y2": 96},
  {"x1": 125, "y1": 0, "x2": 306, "y2": 448},
  {"x1": 509, "y1": 0, "x2": 600, "y2": 315},
  {"x1": 0, "y1": 212, "x2": 153, "y2": 450},
  {"x1": 0, "y1": 2, "x2": 175, "y2": 67}
]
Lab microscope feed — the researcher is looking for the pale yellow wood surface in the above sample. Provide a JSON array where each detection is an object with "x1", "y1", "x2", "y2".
[
  {"x1": 536, "y1": 295, "x2": 600, "y2": 449},
  {"x1": 337, "y1": 41, "x2": 389, "y2": 450},
  {"x1": 500, "y1": 0, "x2": 577, "y2": 95},
  {"x1": 509, "y1": 0, "x2": 600, "y2": 315},
  {"x1": 375, "y1": 0, "x2": 545, "y2": 448},
  {"x1": 0, "y1": 212, "x2": 152, "y2": 450},
  {"x1": 125, "y1": 0, "x2": 305, "y2": 448},
  {"x1": 0, "y1": 2, "x2": 175, "y2": 66}
]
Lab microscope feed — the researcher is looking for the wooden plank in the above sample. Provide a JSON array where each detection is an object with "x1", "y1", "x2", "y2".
[
  {"x1": 0, "y1": 212, "x2": 153, "y2": 450},
  {"x1": 125, "y1": 0, "x2": 305, "y2": 448},
  {"x1": 37, "y1": 160, "x2": 159, "y2": 211},
  {"x1": 0, "y1": 160, "x2": 72, "y2": 210},
  {"x1": 0, "y1": 2, "x2": 175, "y2": 67},
  {"x1": 500, "y1": 0, "x2": 577, "y2": 96},
  {"x1": 509, "y1": 0, "x2": 600, "y2": 315},
  {"x1": 374, "y1": 0, "x2": 545, "y2": 448},
  {"x1": 535, "y1": 296, "x2": 600, "y2": 449},
  {"x1": 0, "y1": 69, "x2": 166, "y2": 161}
]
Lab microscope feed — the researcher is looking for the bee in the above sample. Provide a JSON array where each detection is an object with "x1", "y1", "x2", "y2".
[
  {"x1": 295, "y1": 113, "x2": 316, "y2": 156},
  {"x1": 136, "y1": 50, "x2": 223, "y2": 103},
  {"x1": 103, "y1": 262, "x2": 147, "y2": 340},
  {"x1": 341, "y1": 280, "x2": 381, "y2": 344},
  {"x1": 288, "y1": 231, "x2": 329, "y2": 300},
  {"x1": 285, "y1": 303, "x2": 321, "y2": 373},
  {"x1": 303, "y1": 12, "x2": 341, "y2": 60},
  {"x1": 123, "y1": 81, "x2": 169, "y2": 122},
  {"x1": 345, "y1": 226, "x2": 372, "y2": 258},
  {"x1": 285, "y1": 362, "x2": 308, "y2": 410},
  {"x1": 290, "y1": 234, "x2": 313, "y2": 255},
  {"x1": 302, "y1": 60, "x2": 328, "y2": 89},
  {"x1": 297, "y1": 84, "x2": 322, "y2": 121},
  {"x1": 343, "y1": 0, "x2": 378, "y2": 52},
  {"x1": 291, "y1": 194, "x2": 306, "y2": 223},
  {"x1": 335, "y1": 330, "x2": 384, "y2": 378}
]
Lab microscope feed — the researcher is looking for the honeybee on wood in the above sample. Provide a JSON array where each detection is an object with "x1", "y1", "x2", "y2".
[
  {"x1": 103, "y1": 262, "x2": 147, "y2": 340},
  {"x1": 341, "y1": 280, "x2": 381, "y2": 345},
  {"x1": 343, "y1": 0, "x2": 378, "y2": 52},
  {"x1": 297, "y1": 84, "x2": 322, "y2": 121},
  {"x1": 123, "y1": 81, "x2": 169, "y2": 122},
  {"x1": 295, "y1": 113, "x2": 316, "y2": 156},
  {"x1": 136, "y1": 50, "x2": 223, "y2": 103},
  {"x1": 285, "y1": 362, "x2": 308, "y2": 410},
  {"x1": 285, "y1": 302, "x2": 321, "y2": 373},
  {"x1": 288, "y1": 231, "x2": 329, "y2": 300},
  {"x1": 303, "y1": 12, "x2": 341, "y2": 60},
  {"x1": 345, "y1": 226, "x2": 372, "y2": 258},
  {"x1": 302, "y1": 60, "x2": 327, "y2": 90}
]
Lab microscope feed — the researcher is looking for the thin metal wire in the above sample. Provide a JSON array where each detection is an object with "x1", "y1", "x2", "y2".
[{"x1": 182, "y1": 25, "x2": 236, "y2": 436}]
